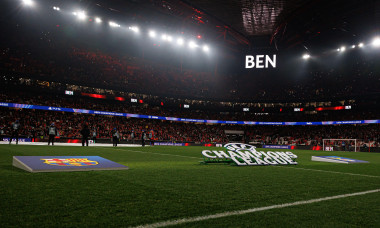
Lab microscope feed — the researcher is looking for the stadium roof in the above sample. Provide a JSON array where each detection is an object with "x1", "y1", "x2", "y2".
[{"x1": 88, "y1": 0, "x2": 379, "y2": 51}]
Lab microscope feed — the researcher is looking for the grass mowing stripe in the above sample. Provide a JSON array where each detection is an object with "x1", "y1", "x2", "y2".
[
  {"x1": 132, "y1": 189, "x2": 380, "y2": 228},
  {"x1": 275, "y1": 166, "x2": 380, "y2": 178},
  {"x1": 113, "y1": 148, "x2": 201, "y2": 159}
]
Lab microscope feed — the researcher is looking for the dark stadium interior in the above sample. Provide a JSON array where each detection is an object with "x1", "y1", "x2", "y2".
[{"x1": 0, "y1": 0, "x2": 379, "y2": 149}]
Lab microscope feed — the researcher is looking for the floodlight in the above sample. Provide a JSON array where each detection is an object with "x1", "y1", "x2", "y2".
[
  {"x1": 340, "y1": 46, "x2": 346, "y2": 52},
  {"x1": 372, "y1": 37, "x2": 380, "y2": 47},
  {"x1": 149, "y1": 30, "x2": 156, "y2": 38},
  {"x1": 358, "y1": 43, "x2": 364, "y2": 48},
  {"x1": 177, "y1": 38, "x2": 184, "y2": 45},
  {"x1": 302, "y1": 54, "x2": 310, "y2": 59},
  {"x1": 337, "y1": 48, "x2": 340, "y2": 52},
  {"x1": 109, "y1": 21, "x2": 120, "y2": 27},
  {"x1": 129, "y1": 26, "x2": 139, "y2": 33},
  {"x1": 72, "y1": 12, "x2": 77, "y2": 16},
  {"x1": 167, "y1": 36, "x2": 173, "y2": 42},
  {"x1": 161, "y1": 34, "x2": 168, "y2": 41},
  {"x1": 202, "y1": 45, "x2": 209, "y2": 52},
  {"x1": 22, "y1": 0, "x2": 34, "y2": 6},
  {"x1": 95, "y1": 17, "x2": 102, "y2": 23},
  {"x1": 53, "y1": 6, "x2": 60, "y2": 11},
  {"x1": 77, "y1": 11, "x2": 87, "y2": 20},
  {"x1": 188, "y1": 41, "x2": 197, "y2": 49},
  {"x1": 351, "y1": 45, "x2": 356, "y2": 48}
]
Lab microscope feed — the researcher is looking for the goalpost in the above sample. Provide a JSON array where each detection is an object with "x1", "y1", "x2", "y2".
[{"x1": 322, "y1": 139, "x2": 359, "y2": 152}]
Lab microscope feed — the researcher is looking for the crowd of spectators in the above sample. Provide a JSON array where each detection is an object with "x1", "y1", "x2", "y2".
[
  {"x1": 0, "y1": 87, "x2": 378, "y2": 123},
  {"x1": 0, "y1": 107, "x2": 378, "y2": 147}
]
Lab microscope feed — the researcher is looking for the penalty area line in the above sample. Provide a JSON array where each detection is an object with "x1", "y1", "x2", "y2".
[
  {"x1": 275, "y1": 166, "x2": 380, "y2": 178},
  {"x1": 132, "y1": 188, "x2": 380, "y2": 228},
  {"x1": 113, "y1": 148, "x2": 201, "y2": 159}
]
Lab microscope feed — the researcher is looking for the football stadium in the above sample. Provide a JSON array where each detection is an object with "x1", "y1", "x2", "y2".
[{"x1": 1, "y1": 0, "x2": 379, "y2": 227}]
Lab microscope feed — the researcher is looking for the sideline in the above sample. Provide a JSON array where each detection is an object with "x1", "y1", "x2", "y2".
[{"x1": 132, "y1": 189, "x2": 380, "y2": 228}]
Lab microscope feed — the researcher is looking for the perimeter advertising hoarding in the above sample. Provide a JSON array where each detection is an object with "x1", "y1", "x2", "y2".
[{"x1": 1, "y1": 102, "x2": 378, "y2": 126}]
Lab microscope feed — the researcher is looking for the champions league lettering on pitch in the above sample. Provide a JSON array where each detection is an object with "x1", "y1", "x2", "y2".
[
  {"x1": 245, "y1": 55, "x2": 276, "y2": 68},
  {"x1": 202, "y1": 143, "x2": 297, "y2": 166}
]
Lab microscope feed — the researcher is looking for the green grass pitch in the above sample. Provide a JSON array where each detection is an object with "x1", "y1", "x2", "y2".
[{"x1": 1, "y1": 145, "x2": 379, "y2": 227}]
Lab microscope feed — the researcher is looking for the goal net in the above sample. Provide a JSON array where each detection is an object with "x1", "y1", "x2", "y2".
[{"x1": 322, "y1": 139, "x2": 359, "y2": 152}]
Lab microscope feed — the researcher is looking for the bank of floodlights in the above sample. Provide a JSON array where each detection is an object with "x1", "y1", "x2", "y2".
[
  {"x1": 202, "y1": 45, "x2": 209, "y2": 52},
  {"x1": 188, "y1": 41, "x2": 197, "y2": 49},
  {"x1": 177, "y1": 38, "x2": 184, "y2": 45},
  {"x1": 109, "y1": 21, "x2": 120, "y2": 28},
  {"x1": 22, "y1": 0, "x2": 34, "y2": 7},
  {"x1": 129, "y1": 26, "x2": 139, "y2": 33},
  {"x1": 372, "y1": 37, "x2": 380, "y2": 47},
  {"x1": 302, "y1": 54, "x2": 310, "y2": 59},
  {"x1": 18, "y1": 2, "x2": 211, "y2": 54},
  {"x1": 148, "y1": 30, "x2": 156, "y2": 38},
  {"x1": 72, "y1": 11, "x2": 87, "y2": 20}
]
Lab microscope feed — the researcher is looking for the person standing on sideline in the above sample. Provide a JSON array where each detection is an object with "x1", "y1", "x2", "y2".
[
  {"x1": 141, "y1": 130, "x2": 146, "y2": 147},
  {"x1": 47, "y1": 123, "x2": 58, "y2": 146},
  {"x1": 92, "y1": 127, "x2": 97, "y2": 143},
  {"x1": 112, "y1": 128, "x2": 120, "y2": 147},
  {"x1": 149, "y1": 129, "x2": 154, "y2": 146},
  {"x1": 81, "y1": 124, "x2": 90, "y2": 147},
  {"x1": 130, "y1": 130, "x2": 135, "y2": 144},
  {"x1": 9, "y1": 119, "x2": 21, "y2": 145}
]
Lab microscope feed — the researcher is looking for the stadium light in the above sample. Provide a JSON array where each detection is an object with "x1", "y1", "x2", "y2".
[
  {"x1": 148, "y1": 30, "x2": 156, "y2": 38},
  {"x1": 302, "y1": 54, "x2": 310, "y2": 59},
  {"x1": 109, "y1": 21, "x2": 120, "y2": 28},
  {"x1": 340, "y1": 46, "x2": 346, "y2": 52},
  {"x1": 337, "y1": 48, "x2": 340, "y2": 52},
  {"x1": 129, "y1": 26, "x2": 139, "y2": 33},
  {"x1": 177, "y1": 38, "x2": 184, "y2": 45},
  {"x1": 77, "y1": 11, "x2": 87, "y2": 20},
  {"x1": 161, "y1": 34, "x2": 168, "y2": 41},
  {"x1": 358, "y1": 43, "x2": 364, "y2": 48},
  {"x1": 167, "y1": 36, "x2": 173, "y2": 42},
  {"x1": 95, "y1": 17, "x2": 102, "y2": 23},
  {"x1": 372, "y1": 37, "x2": 380, "y2": 47},
  {"x1": 188, "y1": 41, "x2": 197, "y2": 49},
  {"x1": 53, "y1": 6, "x2": 60, "y2": 11},
  {"x1": 22, "y1": 0, "x2": 34, "y2": 7},
  {"x1": 351, "y1": 45, "x2": 356, "y2": 48},
  {"x1": 202, "y1": 45, "x2": 209, "y2": 52}
]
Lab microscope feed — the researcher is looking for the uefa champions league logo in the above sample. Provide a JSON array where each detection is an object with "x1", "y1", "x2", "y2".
[
  {"x1": 202, "y1": 143, "x2": 298, "y2": 166},
  {"x1": 224, "y1": 143, "x2": 257, "y2": 153}
]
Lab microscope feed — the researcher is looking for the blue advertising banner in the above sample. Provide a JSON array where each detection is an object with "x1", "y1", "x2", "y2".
[
  {"x1": 153, "y1": 142, "x2": 185, "y2": 146},
  {"x1": 13, "y1": 156, "x2": 129, "y2": 172},
  {"x1": 1, "y1": 102, "x2": 379, "y2": 126},
  {"x1": 2, "y1": 138, "x2": 32, "y2": 142},
  {"x1": 263, "y1": 145, "x2": 293, "y2": 149}
]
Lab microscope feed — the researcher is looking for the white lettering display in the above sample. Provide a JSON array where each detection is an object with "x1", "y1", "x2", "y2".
[
  {"x1": 245, "y1": 55, "x2": 276, "y2": 68},
  {"x1": 201, "y1": 143, "x2": 297, "y2": 166}
]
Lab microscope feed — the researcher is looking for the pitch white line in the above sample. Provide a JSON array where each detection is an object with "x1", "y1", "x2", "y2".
[
  {"x1": 132, "y1": 189, "x2": 380, "y2": 228},
  {"x1": 275, "y1": 166, "x2": 380, "y2": 178},
  {"x1": 113, "y1": 148, "x2": 201, "y2": 159}
]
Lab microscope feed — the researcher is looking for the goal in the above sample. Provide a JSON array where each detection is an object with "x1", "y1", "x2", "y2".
[{"x1": 322, "y1": 139, "x2": 359, "y2": 152}]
